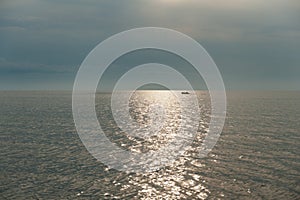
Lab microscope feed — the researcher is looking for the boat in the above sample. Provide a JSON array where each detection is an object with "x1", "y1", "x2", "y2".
[{"x1": 181, "y1": 91, "x2": 190, "y2": 94}]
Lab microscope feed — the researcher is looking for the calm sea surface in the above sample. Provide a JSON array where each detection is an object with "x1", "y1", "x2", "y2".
[{"x1": 1, "y1": 91, "x2": 299, "y2": 199}]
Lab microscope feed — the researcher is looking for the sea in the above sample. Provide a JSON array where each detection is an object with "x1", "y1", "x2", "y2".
[{"x1": 1, "y1": 91, "x2": 299, "y2": 199}]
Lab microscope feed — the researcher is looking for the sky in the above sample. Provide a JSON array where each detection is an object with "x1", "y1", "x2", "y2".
[{"x1": 0, "y1": 0, "x2": 299, "y2": 90}]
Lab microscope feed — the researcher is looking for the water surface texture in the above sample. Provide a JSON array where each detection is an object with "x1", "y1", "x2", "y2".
[{"x1": 1, "y1": 91, "x2": 299, "y2": 199}]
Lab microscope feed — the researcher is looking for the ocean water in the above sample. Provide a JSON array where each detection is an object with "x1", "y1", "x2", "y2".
[{"x1": 0, "y1": 91, "x2": 299, "y2": 199}]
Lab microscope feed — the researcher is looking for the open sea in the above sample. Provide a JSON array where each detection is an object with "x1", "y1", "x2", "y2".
[{"x1": 1, "y1": 91, "x2": 299, "y2": 199}]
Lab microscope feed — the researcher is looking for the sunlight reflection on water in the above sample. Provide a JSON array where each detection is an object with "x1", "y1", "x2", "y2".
[{"x1": 1, "y1": 91, "x2": 299, "y2": 199}]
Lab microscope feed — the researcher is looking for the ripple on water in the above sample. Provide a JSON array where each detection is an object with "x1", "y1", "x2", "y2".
[{"x1": 1, "y1": 91, "x2": 300, "y2": 199}]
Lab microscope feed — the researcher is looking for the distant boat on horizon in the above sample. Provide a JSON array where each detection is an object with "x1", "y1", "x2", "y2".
[{"x1": 181, "y1": 91, "x2": 190, "y2": 94}]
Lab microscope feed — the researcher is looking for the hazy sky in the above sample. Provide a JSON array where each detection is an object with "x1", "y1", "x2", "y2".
[{"x1": 0, "y1": 0, "x2": 299, "y2": 90}]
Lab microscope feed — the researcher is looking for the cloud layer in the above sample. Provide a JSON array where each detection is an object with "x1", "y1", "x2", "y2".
[{"x1": 0, "y1": 0, "x2": 299, "y2": 90}]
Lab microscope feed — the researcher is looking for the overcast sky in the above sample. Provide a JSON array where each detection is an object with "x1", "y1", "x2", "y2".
[{"x1": 0, "y1": 0, "x2": 299, "y2": 90}]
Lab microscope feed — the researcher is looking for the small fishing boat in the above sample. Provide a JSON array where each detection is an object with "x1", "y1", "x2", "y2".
[{"x1": 181, "y1": 91, "x2": 190, "y2": 94}]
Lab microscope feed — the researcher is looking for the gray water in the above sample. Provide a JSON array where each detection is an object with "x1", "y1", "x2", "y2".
[{"x1": 1, "y1": 91, "x2": 299, "y2": 199}]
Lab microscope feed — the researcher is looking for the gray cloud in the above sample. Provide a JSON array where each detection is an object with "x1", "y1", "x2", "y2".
[{"x1": 0, "y1": 0, "x2": 299, "y2": 90}]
